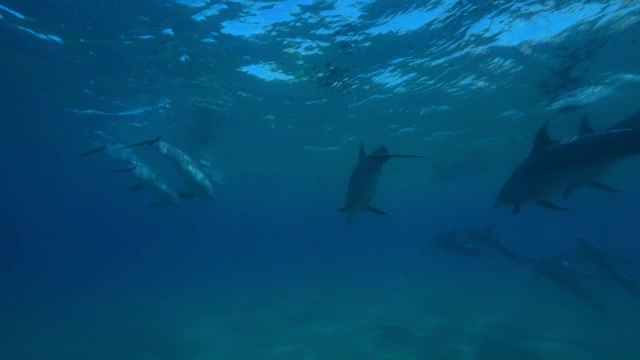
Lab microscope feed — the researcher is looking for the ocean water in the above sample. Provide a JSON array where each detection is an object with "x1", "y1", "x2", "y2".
[{"x1": 2, "y1": 0, "x2": 640, "y2": 359}]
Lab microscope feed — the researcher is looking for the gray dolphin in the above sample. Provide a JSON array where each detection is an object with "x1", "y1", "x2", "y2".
[
  {"x1": 339, "y1": 143, "x2": 424, "y2": 221},
  {"x1": 524, "y1": 256, "x2": 605, "y2": 315},
  {"x1": 127, "y1": 137, "x2": 215, "y2": 201},
  {"x1": 576, "y1": 233, "x2": 640, "y2": 300},
  {"x1": 81, "y1": 143, "x2": 180, "y2": 207},
  {"x1": 496, "y1": 110, "x2": 640, "y2": 213},
  {"x1": 434, "y1": 229, "x2": 484, "y2": 257},
  {"x1": 463, "y1": 226, "x2": 520, "y2": 264}
]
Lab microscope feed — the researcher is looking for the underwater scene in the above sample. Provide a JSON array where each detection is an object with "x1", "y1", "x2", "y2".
[{"x1": 2, "y1": 0, "x2": 640, "y2": 359}]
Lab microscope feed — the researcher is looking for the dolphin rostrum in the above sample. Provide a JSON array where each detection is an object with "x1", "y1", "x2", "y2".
[
  {"x1": 339, "y1": 143, "x2": 424, "y2": 221},
  {"x1": 496, "y1": 111, "x2": 640, "y2": 213}
]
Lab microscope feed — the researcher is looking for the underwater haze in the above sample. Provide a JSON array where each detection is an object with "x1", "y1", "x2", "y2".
[{"x1": 2, "y1": 0, "x2": 640, "y2": 359}]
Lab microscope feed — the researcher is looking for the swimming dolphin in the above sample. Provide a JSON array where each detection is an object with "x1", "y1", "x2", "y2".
[
  {"x1": 576, "y1": 233, "x2": 640, "y2": 300},
  {"x1": 81, "y1": 143, "x2": 181, "y2": 207},
  {"x1": 495, "y1": 110, "x2": 640, "y2": 213},
  {"x1": 463, "y1": 226, "x2": 519, "y2": 264},
  {"x1": 339, "y1": 143, "x2": 424, "y2": 221},
  {"x1": 127, "y1": 137, "x2": 215, "y2": 201},
  {"x1": 434, "y1": 229, "x2": 484, "y2": 257},
  {"x1": 524, "y1": 256, "x2": 605, "y2": 315}
]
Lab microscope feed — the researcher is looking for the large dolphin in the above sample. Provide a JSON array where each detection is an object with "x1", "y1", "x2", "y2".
[
  {"x1": 339, "y1": 143, "x2": 424, "y2": 221},
  {"x1": 524, "y1": 256, "x2": 605, "y2": 315},
  {"x1": 496, "y1": 110, "x2": 640, "y2": 213},
  {"x1": 127, "y1": 137, "x2": 215, "y2": 201},
  {"x1": 576, "y1": 233, "x2": 640, "y2": 300},
  {"x1": 463, "y1": 226, "x2": 519, "y2": 264}
]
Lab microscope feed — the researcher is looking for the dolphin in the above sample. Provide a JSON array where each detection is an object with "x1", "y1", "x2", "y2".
[
  {"x1": 339, "y1": 143, "x2": 424, "y2": 221},
  {"x1": 495, "y1": 110, "x2": 640, "y2": 213},
  {"x1": 81, "y1": 143, "x2": 181, "y2": 207},
  {"x1": 524, "y1": 256, "x2": 605, "y2": 315},
  {"x1": 127, "y1": 137, "x2": 215, "y2": 201},
  {"x1": 463, "y1": 226, "x2": 519, "y2": 264},
  {"x1": 434, "y1": 229, "x2": 484, "y2": 257},
  {"x1": 576, "y1": 233, "x2": 640, "y2": 300}
]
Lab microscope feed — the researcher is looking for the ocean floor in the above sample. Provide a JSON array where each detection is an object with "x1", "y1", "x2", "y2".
[{"x1": 3, "y1": 274, "x2": 640, "y2": 360}]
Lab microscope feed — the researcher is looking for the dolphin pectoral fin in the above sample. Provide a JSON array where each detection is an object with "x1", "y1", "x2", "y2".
[
  {"x1": 535, "y1": 200, "x2": 569, "y2": 212},
  {"x1": 109, "y1": 165, "x2": 137, "y2": 173},
  {"x1": 126, "y1": 136, "x2": 161, "y2": 148},
  {"x1": 588, "y1": 181, "x2": 618, "y2": 193},
  {"x1": 512, "y1": 202, "x2": 522, "y2": 213},
  {"x1": 366, "y1": 206, "x2": 387, "y2": 215},
  {"x1": 178, "y1": 192, "x2": 196, "y2": 199},
  {"x1": 130, "y1": 183, "x2": 145, "y2": 191},
  {"x1": 563, "y1": 183, "x2": 576, "y2": 200}
]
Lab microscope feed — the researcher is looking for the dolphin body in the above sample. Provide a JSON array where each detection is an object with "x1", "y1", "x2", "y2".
[
  {"x1": 434, "y1": 229, "x2": 484, "y2": 257},
  {"x1": 339, "y1": 143, "x2": 424, "y2": 221},
  {"x1": 576, "y1": 234, "x2": 640, "y2": 300},
  {"x1": 463, "y1": 226, "x2": 520, "y2": 264},
  {"x1": 127, "y1": 138, "x2": 215, "y2": 201},
  {"x1": 496, "y1": 111, "x2": 640, "y2": 213},
  {"x1": 81, "y1": 144, "x2": 180, "y2": 207},
  {"x1": 525, "y1": 256, "x2": 605, "y2": 315}
]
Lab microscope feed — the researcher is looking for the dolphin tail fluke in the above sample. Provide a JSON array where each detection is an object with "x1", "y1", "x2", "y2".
[
  {"x1": 535, "y1": 200, "x2": 569, "y2": 212},
  {"x1": 366, "y1": 206, "x2": 387, "y2": 215},
  {"x1": 588, "y1": 181, "x2": 618, "y2": 193},
  {"x1": 79, "y1": 145, "x2": 106, "y2": 157},
  {"x1": 125, "y1": 136, "x2": 161, "y2": 148}
]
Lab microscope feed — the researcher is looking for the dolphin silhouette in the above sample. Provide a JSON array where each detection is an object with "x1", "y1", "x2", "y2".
[
  {"x1": 434, "y1": 229, "x2": 484, "y2": 257},
  {"x1": 524, "y1": 256, "x2": 605, "y2": 315},
  {"x1": 339, "y1": 143, "x2": 424, "y2": 221},
  {"x1": 463, "y1": 226, "x2": 519, "y2": 264},
  {"x1": 576, "y1": 233, "x2": 640, "y2": 300},
  {"x1": 496, "y1": 110, "x2": 640, "y2": 213}
]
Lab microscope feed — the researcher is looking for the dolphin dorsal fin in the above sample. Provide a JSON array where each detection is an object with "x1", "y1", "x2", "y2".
[
  {"x1": 579, "y1": 116, "x2": 594, "y2": 135},
  {"x1": 359, "y1": 143, "x2": 366, "y2": 159},
  {"x1": 531, "y1": 122, "x2": 555, "y2": 155}
]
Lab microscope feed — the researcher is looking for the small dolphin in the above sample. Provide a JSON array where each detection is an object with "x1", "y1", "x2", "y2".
[
  {"x1": 576, "y1": 233, "x2": 640, "y2": 300},
  {"x1": 339, "y1": 143, "x2": 424, "y2": 221},
  {"x1": 496, "y1": 111, "x2": 640, "y2": 213},
  {"x1": 524, "y1": 256, "x2": 605, "y2": 315},
  {"x1": 463, "y1": 226, "x2": 520, "y2": 264},
  {"x1": 127, "y1": 137, "x2": 214, "y2": 200},
  {"x1": 81, "y1": 143, "x2": 180, "y2": 207},
  {"x1": 434, "y1": 229, "x2": 484, "y2": 257}
]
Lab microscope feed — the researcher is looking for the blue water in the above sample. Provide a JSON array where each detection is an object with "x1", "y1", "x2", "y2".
[{"x1": 2, "y1": 0, "x2": 640, "y2": 359}]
